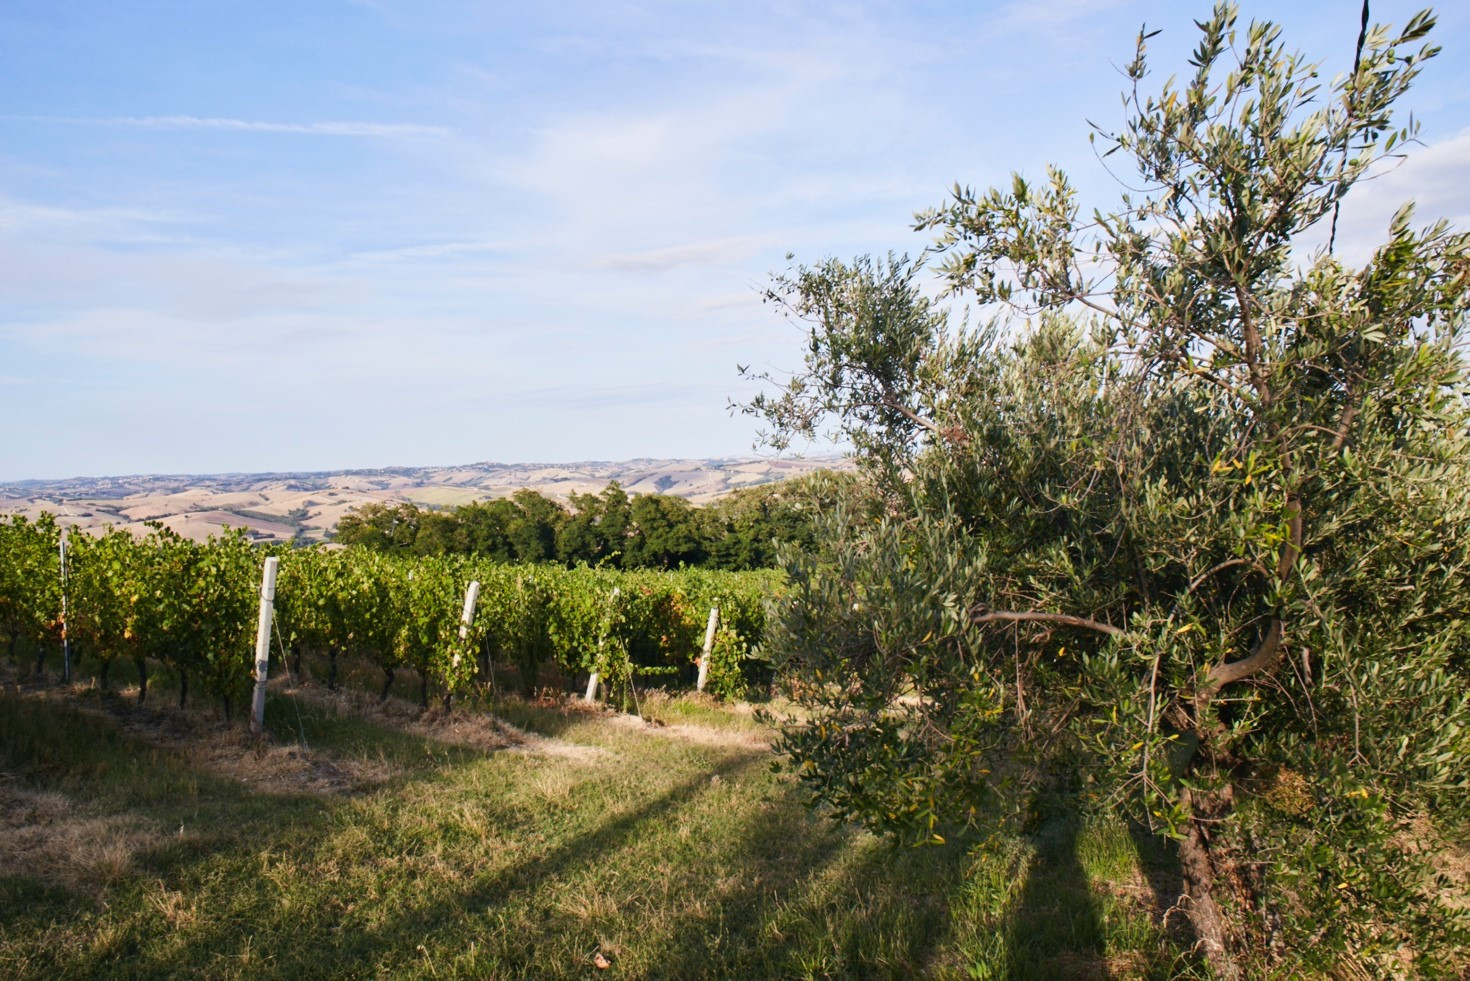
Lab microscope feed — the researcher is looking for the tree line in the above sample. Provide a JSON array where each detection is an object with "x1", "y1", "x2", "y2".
[{"x1": 333, "y1": 476, "x2": 844, "y2": 571}]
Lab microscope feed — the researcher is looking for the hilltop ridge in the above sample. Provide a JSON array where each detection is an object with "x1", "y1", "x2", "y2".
[{"x1": 0, "y1": 457, "x2": 846, "y2": 544}]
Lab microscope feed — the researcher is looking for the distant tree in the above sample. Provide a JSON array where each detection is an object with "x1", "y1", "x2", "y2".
[
  {"x1": 506, "y1": 489, "x2": 566, "y2": 564},
  {"x1": 412, "y1": 510, "x2": 464, "y2": 556},
  {"x1": 596, "y1": 482, "x2": 632, "y2": 559},
  {"x1": 456, "y1": 499, "x2": 518, "y2": 562},
  {"x1": 557, "y1": 482, "x2": 632, "y2": 567},
  {"x1": 334, "y1": 502, "x2": 422, "y2": 551},
  {"x1": 704, "y1": 479, "x2": 828, "y2": 570},
  {"x1": 625, "y1": 494, "x2": 706, "y2": 569},
  {"x1": 334, "y1": 477, "x2": 831, "y2": 570}
]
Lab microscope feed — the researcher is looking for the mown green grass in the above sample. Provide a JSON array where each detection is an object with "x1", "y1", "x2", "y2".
[{"x1": 0, "y1": 670, "x2": 1203, "y2": 979}]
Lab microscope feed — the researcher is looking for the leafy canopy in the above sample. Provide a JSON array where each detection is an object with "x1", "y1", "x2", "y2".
[{"x1": 748, "y1": 4, "x2": 1470, "y2": 976}]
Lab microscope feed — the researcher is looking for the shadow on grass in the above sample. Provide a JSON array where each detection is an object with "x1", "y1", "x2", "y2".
[
  {"x1": 641, "y1": 804, "x2": 969, "y2": 979},
  {"x1": 0, "y1": 680, "x2": 557, "y2": 976},
  {"x1": 340, "y1": 752, "x2": 971, "y2": 980},
  {"x1": 479, "y1": 693, "x2": 607, "y2": 741},
  {"x1": 1005, "y1": 817, "x2": 1110, "y2": 981},
  {"x1": 0, "y1": 690, "x2": 344, "y2": 974},
  {"x1": 0, "y1": 678, "x2": 1195, "y2": 980},
  {"x1": 138, "y1": 749, "x2": 771, "y2": 976},
  {"x1": 259, "y1": 686, "x2": 495, "y2": 772},
  {"x1": 1126, "y1": 819, "x2": 1199, "y2": 956}
]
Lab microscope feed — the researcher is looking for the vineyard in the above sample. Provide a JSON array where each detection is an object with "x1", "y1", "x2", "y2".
[
  {"x1": 0, "y1": 510, "x2": 1207, "y2": 978},
  {"x1": 0, "y1": 513, "x2": 783, "y2": 717}
]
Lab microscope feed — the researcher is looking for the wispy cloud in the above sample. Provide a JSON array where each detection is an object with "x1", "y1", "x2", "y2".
[
  {"x1": 8, "y1": 0, "x2": 1454, "y2": 478},
  {"x1": 345, "y1": 240, "x2": 507, "y2": 262},
  {"x1": 0, "y1": 197, "x2": 189, "y2": 233},
  {"x1": 11, "y1": 115, "x2": 451, "y2": 138},
  {"x1": 592, "y1": 237, "x2": 763, "y2": 273},
  {"x1": 0, "y1": 196, "x2": 204, "y2": 251},
  {"x1": 996, "y1": 0, "x2": 1131, "y2": 31}
]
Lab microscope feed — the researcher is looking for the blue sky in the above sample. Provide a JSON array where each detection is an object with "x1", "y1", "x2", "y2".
[{"x1": 3, "y1": 1, "x2": 1467, "y2": 480}]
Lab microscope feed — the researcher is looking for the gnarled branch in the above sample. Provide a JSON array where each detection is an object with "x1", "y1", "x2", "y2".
[
  {"x1": 969, "y1": 609, "x2": 1125, "y2": 637},
  {"x1": 1203, "y1": 617, "x2": 1284, "y2": 696}
]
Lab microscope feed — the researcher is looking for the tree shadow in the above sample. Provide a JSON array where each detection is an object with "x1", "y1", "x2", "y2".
[
  {"x1": 326, "y1": 752, "x2": 973, "y2": 979},
  {"x1": 137, "y1": 748, "x2": 771, "y2": 975},
  {"x1": 1004, "y1": 816, "x2": 1111, "y2": 981},
  {"x1": 1126, "y1": 819, "x2": 1200, "y2": 956},
  {"x1": 0, "y1": 691, "x2": 349, "y2": 974},
  {"x1": 11, "y1": 686, "x2": 1158, "y2": 979},
  {"x1": 460, "y1": 750, "x2": 769, "y2": 907},
  {"x1": 641, "y1": 810, "x2": 969, "y2": 979}
]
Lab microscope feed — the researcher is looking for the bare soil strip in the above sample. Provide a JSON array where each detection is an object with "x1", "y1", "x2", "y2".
[
  {"x1": 274, "y1": 680, "x2": 617, "y2": 762},
  {"x1": 606, "y1": 710, "x2": 772, "y2": 750},
  {"x1": 6, "y1": 680, "x2": 395, "y2": 796}
]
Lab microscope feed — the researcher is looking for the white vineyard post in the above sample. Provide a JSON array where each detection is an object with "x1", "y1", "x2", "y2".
[
  {"x1": 585, "y1": 586, "x2": 619, "y2": 703},
  {"x1": 250, "y1": 556, "x2": 280, "y2": 736},
  {"x1": 696, "y1": 607, "x2": 719, "y2": 692},
  {"x1": 59, "y1": 532, "x2": 72, "y2": 683},
  {"x1": 454, "y1": 580, "x2": 481, "y2": 669}
]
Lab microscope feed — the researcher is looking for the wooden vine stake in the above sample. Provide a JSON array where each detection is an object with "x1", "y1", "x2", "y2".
[
  {"x1": 696, "y1": 607, "x2": 719, "y2": 692},
  {"x1": 250, "y1": 556, "x2": 280, "y2": 736},
  {"x1": 454, "y1": 580, "x2": 481, "y2": 669}
]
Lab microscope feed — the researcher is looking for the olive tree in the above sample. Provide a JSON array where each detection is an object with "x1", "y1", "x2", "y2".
[{"x1": 746, "y1": 5, "x2": 1470, "y2": 976}]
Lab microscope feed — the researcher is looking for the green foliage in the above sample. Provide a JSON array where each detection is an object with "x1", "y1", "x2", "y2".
[
  {"x1": 62, "y1": 524, "x2": 260, "y2": 710},
  {"x1": 390, "y1": 559, "x2": 467, "y2": 705},
  {"x1": 333, "y1": 502, "x2": 421, "y2": 552},
  {"x1": 454, "y1": 499, "x2": 520, "y2": 561},
  {"x1": 556, "y1": 482, "x2": 631, "y2": 566},
  {"x1": 506, "y1": 571, "x2": 556, "y2": 696},
  {"x1": 747, "y1": 4, "x2": 1470, "y2": 976},
  {"x1": 702, "y1": 477, "x2": 834, "y2": 571},
  {"x1": 1, "y1": 515, "x2": 783, "y2": 717},
  {"x1": 702, "y1": 623, "x2": 752, "y2": 701},
  {"x1": 270, "y1": 549, "x2": 780, "y2": 707},
  {"x1": 505, "y1": 489, "x2": 566, "y2": 564},
  {"x1": 622, "y1": 494, "x2": 705, "y2": 569},
  {"x1": 0, "y1": 515, "x2": 61, "y2": 664}
]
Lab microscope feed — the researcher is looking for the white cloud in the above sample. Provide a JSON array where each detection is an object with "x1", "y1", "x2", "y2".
[
  {"x1": 1296, "y1": 127, "x2": 1470, "y2": 265},
  {"x1": 591, "y1": 236, "x2": 763, "y2": 273},
  {"x1": 0, "y1": 195, "x2": 198, "y2": 242},
  {"x1": 344, "y1": 240, "x2": 507, "y2": 263},
  {"x1": 12, "y1": 115, "x2": 451, "y2": 139}
]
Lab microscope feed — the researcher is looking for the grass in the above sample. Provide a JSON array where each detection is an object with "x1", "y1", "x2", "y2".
[{"x1": 0, "y1": 658, "x2": 1204, "y2": 979}]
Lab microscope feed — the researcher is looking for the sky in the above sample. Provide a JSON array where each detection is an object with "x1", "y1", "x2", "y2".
[{"x1": 3, "y1": 0, "x2": 1468, "y2": 481}]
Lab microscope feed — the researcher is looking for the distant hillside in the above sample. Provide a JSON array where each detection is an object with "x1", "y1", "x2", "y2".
[{"x1": 0, "y1": 457, "x2": 848, "y2": 544}]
